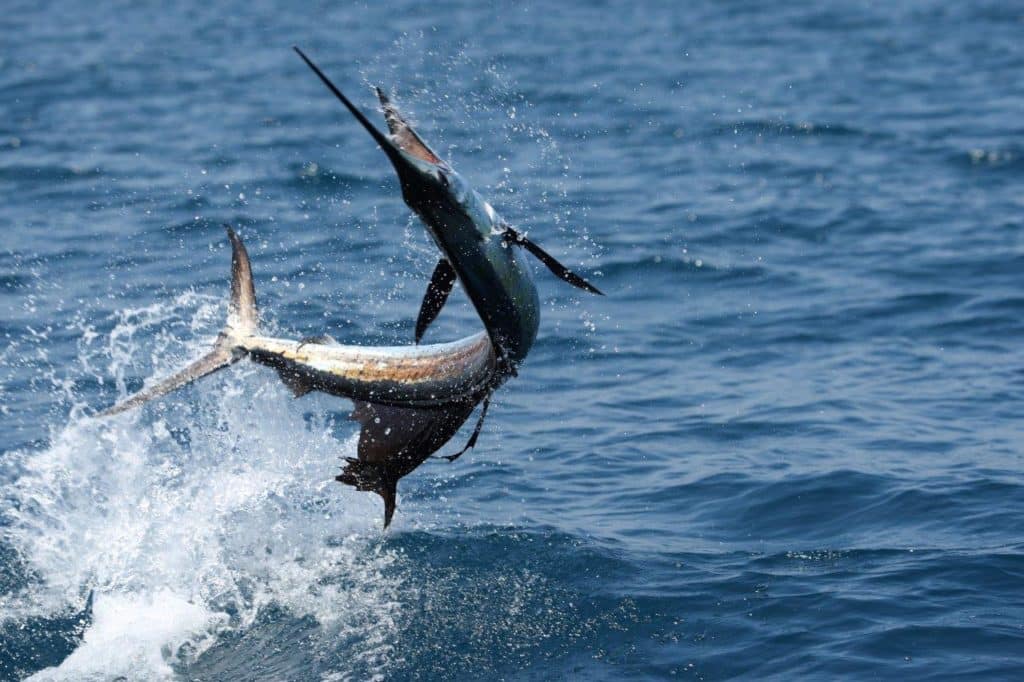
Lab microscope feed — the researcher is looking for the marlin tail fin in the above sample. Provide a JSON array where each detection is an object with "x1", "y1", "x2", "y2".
[{"x1": 97, "y1": 226, "x2": 260, "y2": 417}]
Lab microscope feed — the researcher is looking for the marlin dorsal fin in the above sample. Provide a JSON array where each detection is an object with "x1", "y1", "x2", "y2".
[
  {"x1": 340, "y1": 399, "x2": 476, "y2": 527},
  {"x1": 415, "y1": 258, "x2": 457, "y2": 343},
  {"x1": 374, "y1": 87, "x2": 444, "y2": 166}
]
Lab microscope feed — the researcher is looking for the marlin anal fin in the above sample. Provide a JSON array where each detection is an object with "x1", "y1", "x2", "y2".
[
  {"x1": 415, "y1": 259, "x2": 457, "y2": 343},
  {"x1": 374, "y1": 87, "x2": 443, "y2": 166},
  {"x1": 504, "y1": 228, "x2": 604, "y2": 296}
]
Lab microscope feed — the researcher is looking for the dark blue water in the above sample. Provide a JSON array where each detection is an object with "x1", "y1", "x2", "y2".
[{"x1": 2, "y1": 1, "x2": 1023, "y2": 679}]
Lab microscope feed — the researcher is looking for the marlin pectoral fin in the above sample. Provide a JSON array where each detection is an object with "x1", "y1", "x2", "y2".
[
  {"x1": 375, "y1": 87, "x2": 443, "y2": 166},
  {"x1": 505, "y1": 228, "x2": 604, "y2": 295},
  {"x1": 415, "y1": 259, "x2": 457, "y2": 343}
]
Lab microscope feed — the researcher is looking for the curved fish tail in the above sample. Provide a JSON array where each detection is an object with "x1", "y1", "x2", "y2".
[
  {"x1": 225, "y1": 225, "x2": 259, "y2": 337},
  {"x1": 97, "y1": 226, "x2": 259, "y2": 417}
]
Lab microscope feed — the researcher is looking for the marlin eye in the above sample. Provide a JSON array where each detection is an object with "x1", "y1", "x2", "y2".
[{"x1": 438, "y1": 172, "x2": 450, "y2": 188}]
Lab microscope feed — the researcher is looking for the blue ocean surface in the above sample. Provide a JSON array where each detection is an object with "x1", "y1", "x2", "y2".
[{"x1": 2, "y1": 0, "x2": 1023, "y2": 679}]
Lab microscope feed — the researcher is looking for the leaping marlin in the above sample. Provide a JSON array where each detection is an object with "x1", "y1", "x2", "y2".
[{"x1": 97, "y1": 49, "x2": 602, "y2": 528}]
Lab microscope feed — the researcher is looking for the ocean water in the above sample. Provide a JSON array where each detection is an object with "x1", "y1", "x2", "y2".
[{"x1": 1, "y1": 0, "x2": 1023, "y2": 679}]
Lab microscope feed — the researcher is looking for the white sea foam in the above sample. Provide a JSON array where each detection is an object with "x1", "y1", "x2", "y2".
[
  {"x1": 2, "y1": 294, "x2": 404, "y2": 679},
  {"x1": 26, "y1": 591, "x2": 222, "y2": 681}
]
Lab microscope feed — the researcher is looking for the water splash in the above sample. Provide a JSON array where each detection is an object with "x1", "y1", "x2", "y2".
[{"x1": 1, "y1": 294, "x2": 403, "y2": 679}]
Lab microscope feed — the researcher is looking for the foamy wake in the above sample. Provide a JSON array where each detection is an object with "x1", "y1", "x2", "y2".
[{"x1": 2, "y1": 293, "x2": 403, "y2": 680}]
